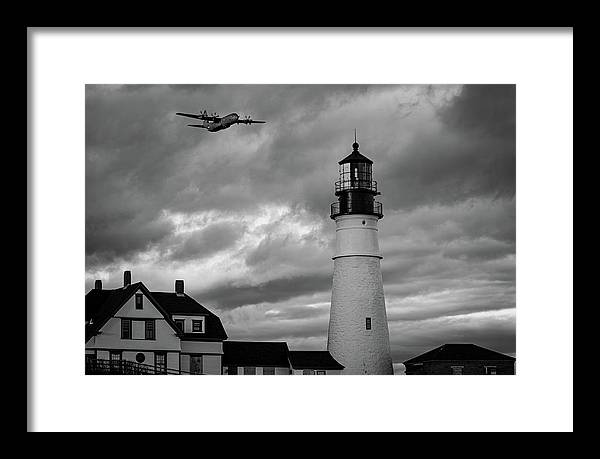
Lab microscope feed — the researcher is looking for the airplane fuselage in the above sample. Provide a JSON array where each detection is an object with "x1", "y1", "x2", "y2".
[{"x1": 207, "y1": 113, "x2": 239, "y2": 132}]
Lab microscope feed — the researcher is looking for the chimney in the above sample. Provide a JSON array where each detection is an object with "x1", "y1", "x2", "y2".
[
  {"x1": 124, "y1": 270, "x2": 132, "y2": 287},
  {"x1": 175, "y1": 279, "x2": 184, "y2": 295},
  {"x1": 94, "y1": 279, "x2": 102, "y2": 290}
]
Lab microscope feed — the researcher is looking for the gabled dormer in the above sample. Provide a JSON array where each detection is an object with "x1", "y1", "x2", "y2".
[{"x1": 150, "y1": 280, "x2": 228, "y2": 342}]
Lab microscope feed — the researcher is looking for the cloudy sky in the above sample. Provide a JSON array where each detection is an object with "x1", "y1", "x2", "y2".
[{"x1": 85, "y1": 84, "x2": 516, "y2": 374}]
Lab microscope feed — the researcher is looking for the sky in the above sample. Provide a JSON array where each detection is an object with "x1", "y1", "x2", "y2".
[{"x1": 85, "y1": 84, "x2": 516, "y2": 374}]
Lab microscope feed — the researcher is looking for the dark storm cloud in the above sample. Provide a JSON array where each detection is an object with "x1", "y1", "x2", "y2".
[
  {"x1": 439, "y1": 85, "x2": 516, "y2": 138},
  {"x1": 193, "y1": 272, "x2": 332, "y2": 310},
  {"x1": 244, "y1": 229, "x2": 332, "y2": 269},
  {"x1": 379, "y1": 85, "x2": 516, "y2": 212},
  {"x1": 168, "y1": 222, "x2": 246, "y2": 262},
  {"x1": 85, "y1": 210, "x2": 174, "y2": 267}
]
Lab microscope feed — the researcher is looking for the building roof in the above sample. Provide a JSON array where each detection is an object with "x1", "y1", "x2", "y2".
[
  {"x1": 288, "y1": 351, "x2": 344, "y2": 370},
  {"x1": 150, "y1": 291, "x2": 228, "y2": 341},
  {"x1": 403, "y1": 343, "x2": 516, "y2": 365},
  {"x1": 86, "y1": 283, "x2": 146, "y2": 341},
  {"x1": 85, "y1": 283, "x2": 227, "y2": 342},
  {"x1": 338, "y1": 141, "x2": 373, "y2": 165},
  {"x1": 338, "y1": 149, "x2": 373, "y2": 165},
  {"x1": 222, "y1": 341, "x2": 290, "y2": 367}
]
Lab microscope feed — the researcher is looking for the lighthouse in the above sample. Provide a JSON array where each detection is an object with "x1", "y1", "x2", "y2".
[{"x1": 327, "y1": 135, "x2": 394, "y2": 375}]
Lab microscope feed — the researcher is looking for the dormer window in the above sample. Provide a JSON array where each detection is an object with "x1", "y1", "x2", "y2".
[
  {"x1": 192, "y1": 319, "x2": 205, "y2": 333},
  {"x1": 174, "y1": 319, "x2": 185, "y2": 332},
  {"x1": 135, "y1": 293, "x2": 143, "y2": 310}
]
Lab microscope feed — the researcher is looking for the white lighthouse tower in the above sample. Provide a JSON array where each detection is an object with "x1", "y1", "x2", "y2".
[{"x1": 327, "y1": 136, "x2": 394, "y2": 375}]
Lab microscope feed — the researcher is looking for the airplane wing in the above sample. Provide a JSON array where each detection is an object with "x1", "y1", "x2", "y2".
[
  {"x1": 236, "y1": 119, "x2": 266, "y2": 125},
  {"x1": 176, "y1": 112, "x2": 221, "y2": 122},
  {"x1": 176, "y1": 112, "x2": 203, "y2": 119},
  {"x1": 187, "y1": 124, "x2": 209, "y2": 129}
]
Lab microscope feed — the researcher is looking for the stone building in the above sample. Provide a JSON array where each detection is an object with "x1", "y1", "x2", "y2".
[{"x1": 403, "y1": 344, "x2": 516, "y2": 375}]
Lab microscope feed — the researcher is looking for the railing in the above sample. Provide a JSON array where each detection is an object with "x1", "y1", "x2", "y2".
[
  {"x1": 335, "y1": 179, "x2": 378, "y2": 194},
  {"x1": 85, "y1": 358, "x2": 198, "y2": 375},
  {"x1": 330, "y1": 200, "x2": 383, "y2": 219}
]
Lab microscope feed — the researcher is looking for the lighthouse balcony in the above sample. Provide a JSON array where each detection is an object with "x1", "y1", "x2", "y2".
[
  {"x1": 335, "y1": 178, "x2": 378, "y2": 195},
  {"x1": 330, "y1": 200, "x2": 383, "y2": 219}
]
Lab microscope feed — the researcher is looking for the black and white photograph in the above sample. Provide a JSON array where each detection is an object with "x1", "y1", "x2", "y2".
[
  {"x1": 28, "y1": 28, "x2": 573, "y2": 432},
  {"x1": 84, "y1": 84, "x2": 517, "y2": 376}
]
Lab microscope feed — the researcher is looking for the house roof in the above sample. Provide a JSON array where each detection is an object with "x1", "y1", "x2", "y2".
[
  {"x1": 85, "y1": 283, "x2": 227, "y2": 342},
  {"x1": 288, "y1": 351, "x2": 344, "y2": 370},
  {"x1": 150, "y1": 292, "x2": 227, "y2": 341},
  {"x1": 222, "y1": 341, "x2": 290, "y2": 367},
  {"x1": 85, "y1": 283, "x2": 144, "y2": 341},
  {"x1": 403, "y1": 343, "x2": 516, "y2": 365}
]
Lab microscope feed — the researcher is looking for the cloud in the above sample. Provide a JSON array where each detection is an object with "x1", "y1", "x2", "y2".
[
  {"x1": 442, "y1": 237, "x2": 515, "y2": 262},
  {"x1": 379, "y1": 84, "x2": 516, "y2": 212},
  {"x1": 168, "y1": 222, "x2": 245, "y2": 262},
  {"x1": 195, "y1": 272, "x2": 332, "y2": 310}
]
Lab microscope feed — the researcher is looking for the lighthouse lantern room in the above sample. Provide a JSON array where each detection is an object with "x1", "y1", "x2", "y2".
[{"x1": 331, "y1": 138, "x2": 383, "y2": 220}]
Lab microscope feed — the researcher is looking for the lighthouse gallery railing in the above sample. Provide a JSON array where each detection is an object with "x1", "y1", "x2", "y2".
[{"x1": 330, "y1": 200, "x2": 383, "y2": 219}]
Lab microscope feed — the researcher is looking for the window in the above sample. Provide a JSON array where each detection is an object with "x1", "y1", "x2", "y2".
[
  {"x1": 262, "y1": 367, "x2": 275, "y2": 375},
  {"x1": 227, "y1": 366, "x2": 238, "y2": 375},
  {"x1": 243, "y1": 366, "x2": 256, "y2": 375},
  {"x1": 174, "y1": 319, "x2": 185, "y2": 332},
  {"x1": 145, "y1": 319, "x2": 156, "y2": 340},
  {"x1": 366, "y1": 317, "x2": 372, "y2": 330},
  {"x1": 316, "y1": 370, "x2": 326, "y2": 375},
  {"x1": 451, "y1": 366, "x2": 464, "y2": 375},
  {"x1": 485, "y1": 366, "x2": 497, "y2": 375},
  {"x1": 192, "y1": 319, "x2": 204, "y2": 333},
  {"x1": 155, "y1": 352, "x2": 167, "y2": 374},
  {"x1": 121, "y1": 318, "x2": 132, "y2": 339},
  {"x1": 303, "y1": 369, "x2": 315, "y2": 375},
  {"x1": 110, "y1": 351, "x2": 122, "y2": 373},
  {"x1": 135, "y1": 293, "x2": 143, "y2": 310}
]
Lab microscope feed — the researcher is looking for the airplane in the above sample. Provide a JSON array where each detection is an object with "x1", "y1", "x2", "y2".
[{"x1": 175, "y1": 110, "x2": 266, "y2": 132}]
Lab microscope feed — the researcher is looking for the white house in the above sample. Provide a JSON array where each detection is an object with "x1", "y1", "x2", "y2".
[
  {"x1": 85, "y1": 271, "x2": 228, "y2": 374},
  {"x1": 86, "y1": 271, "x2": 343, "y2": 375}
]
